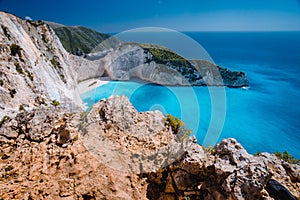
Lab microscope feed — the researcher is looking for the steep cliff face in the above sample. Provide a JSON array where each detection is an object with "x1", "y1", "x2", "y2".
[
  {"x1": 0, "y1": 12, "x2": 83, "y2": 118},
  {"x1": 0, "y1": 96, "x2": 299, "y2": 199}
]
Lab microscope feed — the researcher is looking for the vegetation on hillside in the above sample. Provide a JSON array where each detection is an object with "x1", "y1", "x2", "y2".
[
  {"x1": 51, "y1": 25, "x2": 116, "y2": 55},
  {"x1": 10, "y1": 44, "x2": 22, "y2": 57},
  {"x1": 0, "y1": 115, "x2": 10, "y2": 128},
  {"x1": 136, "y1": 43, "x2": 192, "y2": 68}
]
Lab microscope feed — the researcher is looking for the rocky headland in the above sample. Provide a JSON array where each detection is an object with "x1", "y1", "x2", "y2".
[
  {"x1": 0, "y1": 11, "x2": 299, "y2": 200},
  {"x1": 48, "y1": 24, "x2": 249, "y2": 87}
]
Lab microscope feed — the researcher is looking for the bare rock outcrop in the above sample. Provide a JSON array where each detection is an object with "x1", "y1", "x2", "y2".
[
  {"x1": 0, "y1": 96, "x2": 299, "y2": 199},
  {"x1": 0, "y1": 12, "x2": 84, "y2": 118},
  {"x1": 0, "y1": 104, "x2": 148, "y2": 199},
  {"x1": 144, "y1": 137, "x2": 300, "y2": 200}
]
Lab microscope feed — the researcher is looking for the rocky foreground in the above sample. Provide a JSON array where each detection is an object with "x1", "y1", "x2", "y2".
[{"x1": 0, "y1": 96, "x2": 299, "y2": 199}]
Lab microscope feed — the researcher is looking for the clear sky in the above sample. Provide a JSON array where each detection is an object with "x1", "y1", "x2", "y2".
[{"x1": 0, "y1": 0, "x2": 300, "y2": 33}]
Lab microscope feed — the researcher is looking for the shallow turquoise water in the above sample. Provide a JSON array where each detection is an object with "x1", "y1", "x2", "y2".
[{"x1": 81, "y1": 32, "x2": 300, "y2": 158}]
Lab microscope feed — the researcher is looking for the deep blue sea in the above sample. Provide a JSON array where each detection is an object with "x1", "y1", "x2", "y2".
[{"x1": 81, "y1": 31, "x2": 300, "y2": 158}]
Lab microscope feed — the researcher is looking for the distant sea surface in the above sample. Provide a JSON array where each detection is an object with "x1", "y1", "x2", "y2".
[{"x1": 81, "y1": 31, "x2": 300, "y2": 158}]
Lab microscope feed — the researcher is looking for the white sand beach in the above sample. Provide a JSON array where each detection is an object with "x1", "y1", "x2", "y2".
[{"x1": 77, "y1": 77, "x2": 111, "y2": 94}]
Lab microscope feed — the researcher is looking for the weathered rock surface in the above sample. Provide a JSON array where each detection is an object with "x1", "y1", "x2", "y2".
[
  {"x1": 0, "y1": 104, "x2": 148, "y2": 199},
  {"x1": 0, "y1": 96, "x2": 299, "y2": 200},
  {"x1": 0, "y1": 12, "x2": 84, "y2": 118}
]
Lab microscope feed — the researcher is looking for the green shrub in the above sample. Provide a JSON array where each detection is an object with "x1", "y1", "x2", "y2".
[
  {"x1": 10, "y1": 44, "x2": 22, "y2": 57},
  {"x1": 41, "y1": 97, "x2": 47, "y2": 105},
  {"x1": 203, "y1": 145, "x2": 216, "y2": 155},
  {"x1": 166, "y1": 114, "x2": 183, "y2": 134},
  {"x1": 0, "y1": 115, "x2": 10, "y2": 127},
  {"x1": 25, "y1": 70, "x2": 34, "y2": 81},
  {"x1": 51, "y1": 99, "x2": 60, "y2": 107},
  {"x1": 50, "y1": 57, "x2": 61, "y2": 69},
  {"x1": 165, "y1": 114, "x2": 192, "y2": 141},
  {"x1": 72, "y1": 135, "x2": 79, "y2": 143},
  {"x1": 254, "y1": 151, "x2": 261, "y2": 156},
  {"x1": 4, "y1": 165, "x2": 13, "y2": 172},
  {"x1": 19, "y1": 104, "x2": 25, "y2": 111},
  {"x1": 15, "y1": 62, "x2": 23, "y2": 74},
  {"x1": 0, "y1": 79, "x2": 3, "y2": 87},
  {"x1": 274, "y1": 151, "x2": 299, "y2": 164},
  {"x1": 139, "y1": 43, "x2": 191, "y2": 68}
]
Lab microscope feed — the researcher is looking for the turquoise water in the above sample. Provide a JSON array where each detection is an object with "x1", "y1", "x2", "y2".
[{"x1": 81, "y1": 32, "x2": 300, "y2": 158}]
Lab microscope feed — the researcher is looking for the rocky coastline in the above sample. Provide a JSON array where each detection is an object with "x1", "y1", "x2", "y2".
[{"x1": 0, "y1": 11, "x2": 299, "y2": 200}]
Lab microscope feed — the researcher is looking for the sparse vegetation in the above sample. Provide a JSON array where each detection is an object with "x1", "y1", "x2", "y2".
[
  {"x1": 41, "y1": 97, "x2": 47, "y2": 105},
  {"x1": 0, "y1": 115, "x2": 10, "y2": 127},
  {"x1": 254, "y1": 151, "x2": 261, "y2": 156},
  {"x1": 166, "y1": 114, "x2": 183, "y2": 134},
  {"x1": 165, "y1": 114, "x2": 192, "y2": 141},
  {"x1": 25, "y1": 70, "x2": 34, "y2": 81},
  {"x1": 51, "y1": 99, "x2": 60, "y2": 107},
  {"x1": 0, "y1": 79, "x2": 3, "y2": 87},
  {"x1": 50, "y1": 57, "x2": 61, "y2": 69},
  {"x1": 41, "y1": 33, "x2": 48, "y2": 43},
  {"x1": 203, "y1": 145, "x2": 216, "y2": 155},
  {"x1": 10, "y1": 44, "x2": 22, "y2": 57},
  {"x1": 15, "y1": 62, "x2": 23, "y2": 74},
  {"x1": 72, "y1": 135, "x2": 79, "y2": 143},
  {"x1": 4, "y1": 165, "x2": 13, "y2": 172},
  {"x1": 274, "y1": 151, "x2": 299, "y2": 164},
  {"x1": 27, "y1": 19, "x2": 44, "y2": 28},
  {"x1": 19, "y1": 104, "x2": 25, "y2": 111},
  {"x1": 52, "y1": 25, "x2": 114, "y2": 55},
  {"x1": 1, "y1": 25, "x2": 11, "y2": 40},
  {"x1": 60, "y1": 74, "x2": 66, "y2": 83},
  {"x1": 138, "y1": 43, "x2": 191, "y2": 68}
]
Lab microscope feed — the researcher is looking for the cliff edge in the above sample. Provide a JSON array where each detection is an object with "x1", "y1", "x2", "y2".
[{"x1": 0, "y1": 96, "x2": 299, "y2": 199}]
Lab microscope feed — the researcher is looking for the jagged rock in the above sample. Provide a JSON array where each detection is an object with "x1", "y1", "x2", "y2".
[
  {"x1": 144, "y1": 138, "x2": 300, "y2": 200},
  {"x1": 82, "y1": 95, "x2": 187, "y2": 173},
  {"x1": 0, "y1": 96, "x2": 299, "y2": 199}
]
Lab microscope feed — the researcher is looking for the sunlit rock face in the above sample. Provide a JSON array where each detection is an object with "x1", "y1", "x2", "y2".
[
  {"x1": 0, "y1": 12, "x2": 84, "y2": 118},
  {"x1": 0, "y1": 96, "x2": 299, "y2": 199}
]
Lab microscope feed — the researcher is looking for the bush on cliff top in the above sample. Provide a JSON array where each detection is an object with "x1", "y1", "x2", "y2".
[
  {"x1": 275, "y1": 151, "x2": 299, "y2": 164},
  {"x1": 165, "y1": 114, "x2": 192, "y2": 141}
]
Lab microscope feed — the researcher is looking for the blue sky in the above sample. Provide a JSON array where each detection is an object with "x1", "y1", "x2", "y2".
[{"x1": 0, "y1": 0, "x2": 300, "y2": 32}]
